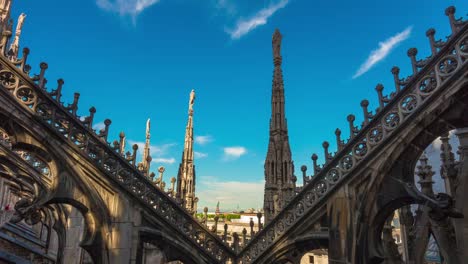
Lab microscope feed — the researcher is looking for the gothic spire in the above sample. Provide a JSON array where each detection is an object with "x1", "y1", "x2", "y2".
[
  {"x1": 263, "y1": 29, "x2": 295, "y2": 224},
  {"x1": 8, "y1": 12, "x2": 25, "y2": 59},
  {"x1": 142, "y1": 118, "x2": 151, "y2": 176},
  {"x1": 176, "y1": 89, "x2": 197, "y2": 214},
  {"x1": 0, "y1": 0, "x2": 12, "y2": 29},
  {"x1": 416, "y1": 152, "x2": 435, "y2": 196}
]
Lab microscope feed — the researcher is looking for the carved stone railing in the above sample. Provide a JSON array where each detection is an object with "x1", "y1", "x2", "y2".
[
  {"x1": 238, "y1": 7, "x2": 467, "y2": 263},
  {"x1": 0, "y1": 43, "x2": 235, "y2": 264}
]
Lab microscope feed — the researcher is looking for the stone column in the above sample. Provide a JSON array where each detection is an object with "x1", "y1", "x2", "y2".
[{"x1": 454, "y1": 128, "x2": 468, "y2": 261}]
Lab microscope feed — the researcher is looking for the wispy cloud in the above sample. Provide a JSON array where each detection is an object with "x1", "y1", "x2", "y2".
[
  {"x1": 152, "y1": 157, "x2": 176, "y2": 164},
  {"x1": 128, "y1": 140, "x2": 176, "y2": 165},
  {"x1": 195, "y1": 135, "x2": 214, "y2": 145},
  {"x1": 93, "y1": 121, "x2": 106, "y2": 132},
  {"x1": 197, "y1": 176, "x2": 264, "y2": 211},
  {"x1": 96, "y1": 0, "x2": 159, "y2": 19},
  {"x1": 223, "y1": 146, "x2": 247, "y2": 160},
  {"x1": 215, "y1": 0, "x2": 237, "y2": 15},
  {"x1": 353, "y1": 26, "x2": 412, "y2": 79},
  {"x1": 227, "y1": 0, "x2": 289, "y2": 39},
  {"x1": 195, "y1": 151, "x2": 208, "y2": 159}
]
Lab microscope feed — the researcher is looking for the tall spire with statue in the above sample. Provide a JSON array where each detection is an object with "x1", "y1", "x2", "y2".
[
  {"x1": 176, "y1": 89, "x2": 197, "y2": 214},
  {"x1": 9, "y1": 12, "x2": 25, "y2": 59},
  {"x1": 0, "y1": 0, "x2": 12, "y2": 28},
  {"x1": 263, "y1": 29, "x2": 296, "y2": 224},
  {"x1": 142, "y1": 118, "x2": 151, "y2": 175}
]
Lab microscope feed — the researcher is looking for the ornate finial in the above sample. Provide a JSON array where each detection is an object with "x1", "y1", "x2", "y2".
[
  {"x1": 426, "y1": 28, "x2": 437, "y2": 56},
  {"x1": 322, "y1": 141, "x2": 330, "y2": 163},
  {"x1": 391, "y1": 66, "x2": 401, "y2": 92},
  {"x1": 83, "y1": 106, "x2": 96, "y2": 128},
  {"x1": 416, "y1": 152, "x2": 435, "y2": 195},
  {"x1": 335, "y1": 128, "x2": 344, "y2": 151},
  {"x1": 223, "y1": 223, "x2": 228, "y2": 241},
  {"x1": 65, "y1": 92, "x2": 80, "y2": 116},
  {"x1": 347, "y1": 114, "x2": 357, "y2": 139},
  {"x1": 360, "y1": 99, "x2": 370, "y2": 125},
  {"x1": 407, "y1": 48, "x2": 418, "y2": 75},
  {"x1": 249, "y1": 217, "x2": 255, "y2": 236},
  {"x1": 375, "y1": 84, "x2": 385, "y2": 110},
  {"x1": 157, "y1": 166, "x2": 165, "y2": 187},
  {"x1": 272, "y1": 29, "x2": 282, "y2": 65},
  {"x1": 311, "y1": 153, "x2": 319, "y2": 175},
  {"x1": 38, "y1": 62, "x2": 48, "y2": 89},
  {"x1": 54, "y1": 79, "x2": 64, "y2": 102},
  {"x1": 119, "y1": 131, "x2": 126, "y2": 155},
  {"x1": 20, "y1": 47, "x2": 30, "y2": 72},
  {"x1": 445, "y1": 6, "x2": 458, "y2": 33},
  {"x1": 188, "y1": 89, "x2": 195, "y2": 115},
  {"x1": 131, "y1": 144, "x2": 138, "y2": 166}
]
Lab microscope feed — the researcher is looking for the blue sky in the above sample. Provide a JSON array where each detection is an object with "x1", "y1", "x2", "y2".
[{"x1": 11, "y1": 0, "x2": 467, "y2": 211}]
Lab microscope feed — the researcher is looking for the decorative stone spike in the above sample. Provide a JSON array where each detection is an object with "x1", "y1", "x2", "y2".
[
  {"x1": 65, "y1": 92, "x2": 80, "y2": 116},
  {"x1": 311, "y1": 154, "x2": 319, "y2": 175},
  {"x1": 213, "y1": 215, "x2": 219, "y2": 233},
  {"x1": 170, "y1": 177, "x2": 176, "y2": 197},
  {"x1": 249, "y1": 217, "x2": 255, "y2": 236},
  {"x1": 119, "y1": 132, "x2": 126, "y2": 155},
  {"x1": 131, "y1": 144, "x2": 138, "y2": 166},
  {"x1": 52, "y1": 79, "x2": 64, "y2": 103},
  {"x1": 257, "y1": 212, "x2": 263, "y2": 231},
  {"x1": 416, "y1": 153, "x2": 435, "y2": 196},
  {"x1": 347, "y1": 114, "x2": 358, "y2": 139},
  {"x1": 20, "y1": 47, "x2": 29, "y2": 72},
  {"x1": 391, "y1": 67, "x2": 401, "y2": 92},
  {"x1": 445, "y1": 6, "x2": 458, "y2": 34},
  {"x1": 375, "y1": 84, "x2": 385, "y2": 111},
  {"x1": 203, "y1": 206, "x2": 208, "y2": 227},
  {"x1": 82, "y1": 107, "x2": 96, "y2": 128},
  {"x1": 233, "y1": 232, "x2": 239, "y2": 252},
  {"x1": 38, "y1": 62, "x2": 48, "y2": 89},
  {"x1": 322, "y1": 141, "x2": 330, "y2": 163},
  {"x1": 301, "y1": 165, "x2": 308, "y2": 184},
  {"x1": 407, "y1": 48, "x2": 418, "y2": 75},
  {"x1": 360, "y1": 100, "x2": 370, "y2": 125},
  {"x1": 335, "y1": 128, "x2": 344, "y2": 151},
  {"x1": 157, "y1": 166, "x2": 165, "y2": 187},
  {"x1": 160, "y1": 181, "x2": 166, "y2": 191},
  {"x1": 99, "y1": 119, "x2": 111, "y2": 141},
  {"x1": 223, "y1": 223, "x2": 228, "y2": 242},
  {"x1": 242, "y1": 228, "x2": 247, "y2": 246},
  {"x1": 440, "y1": 132, "x2": 457, "y2": 195},
  {"x1": 426, "y1": 28, "x2": 437, "y2": 56}
]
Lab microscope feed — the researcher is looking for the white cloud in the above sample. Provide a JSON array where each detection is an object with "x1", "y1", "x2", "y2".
[
  {"x1": 353, "y1": 26, "x2": 412, "y2": 79},
  {"x1": 431, "y1": 129, "x2": 457, "y2": 151},
  {"x1": 195, "y1": 135, "x2": 213, "y2": 145},
  {"x1": 128, "y1": 140, "x2": 176, "y2": 157},
  {"x1": 153, "y1": 157, "x2": 176, "y2": 164},
  {"x1": 197, "y1": 176, "x2": 264, "y2": 211},
  {"x1": 195, "y1": 151, "x2": 208, "y2": 159},
  {"x1": 96, "y1": 0, "x2": 159, "y2": 18},
  {"x1": 223, "y1": 146, "x2": 247, "y2": 160},
  {"x1": 93, "y1": 122, "x2": 106, "y2": 131},
  {"x1": 227, "y1": 0, "x2": 289, "y2": 39},
  {"x1": 215, "y1": 0, "x2": 236, "y2": 15}
]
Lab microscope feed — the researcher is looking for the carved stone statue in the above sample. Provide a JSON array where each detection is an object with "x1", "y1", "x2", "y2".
[
  {"x1": 188, "y1": 89, "x2": 195, "y2": 115},
  {"x1": 272, "y1": 29, "x2": 282, "y2": 59}
]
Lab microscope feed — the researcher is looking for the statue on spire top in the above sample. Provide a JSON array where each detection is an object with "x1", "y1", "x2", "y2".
[
  {"x1": 272, "y1": 29, "x2": 282, "y2": 59},
  {"x1": 188, "y1": 89, "x2": 195, "y2": 115}
]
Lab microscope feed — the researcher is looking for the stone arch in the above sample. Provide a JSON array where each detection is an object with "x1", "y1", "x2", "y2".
[
  {"x1": 138, "y1": 227, "x2": 214, "y2": 264},
  {"x1": 355, "y1": 96, "x2": 468, "y2": 264}
]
